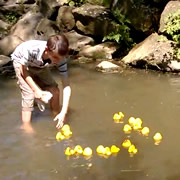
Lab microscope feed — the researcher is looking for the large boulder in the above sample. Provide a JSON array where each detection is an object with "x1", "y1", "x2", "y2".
[
  {"x1": 35, "y1": 18, "x2": 60, "y2": 40},
  {"x1": 159, "y1": 1, "x2": 180, "y2": 34},
  {"x1": 0, "y1": 0, "x2": 36, "y2": 16},
  {"x1": 72, "y1": 3, "x2": 116, "y2": 38},
  {"x1": 112, "y1": 0, "x2": 163, "y2": 35},
  {"x1": 78, "y1": 42, "x2": 119, "y2": 60},
  {"x1": 56, "y1": 6, "x2": 75, "y2": 31},
  {"x1": 10, "y1": 11, "x2": 44, "y2": 41},
  {"x1": 0, "y1": 35, "x2": 23, "y2": 56},
  {"x1": 0, "y1": 55, "x2": 11, "y2": 67},
  {"x1": 36, "y1": 0, "x2": 68, "y2": 18},
  {"x1": 64, "y1": 30, "x2": 94, "y2": 51},
  {"x1": 121, "y1": 33, "x2": 180, "y2": 72}
]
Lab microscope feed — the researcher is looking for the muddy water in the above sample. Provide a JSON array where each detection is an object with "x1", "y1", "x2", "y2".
[{"x1": 0, "y1": 63, "x2": 180, "y2": 180}]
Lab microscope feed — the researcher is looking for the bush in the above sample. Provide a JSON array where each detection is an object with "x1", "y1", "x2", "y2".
[
  {"x1": 164, "y1": 10, "x2": 180, "y2": 44},
  {"x1": 103, "y1": 10, "x2": 133, "y2": 47}
]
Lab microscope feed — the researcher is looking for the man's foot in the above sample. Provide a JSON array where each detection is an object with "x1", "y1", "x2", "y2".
[{"x1": 20, "y1": 123, "x2": 35, "y2": 134}]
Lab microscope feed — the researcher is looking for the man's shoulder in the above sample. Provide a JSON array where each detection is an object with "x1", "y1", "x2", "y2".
[{"x1": 22, "y1": 40, "x2": 47, "y2": 46}]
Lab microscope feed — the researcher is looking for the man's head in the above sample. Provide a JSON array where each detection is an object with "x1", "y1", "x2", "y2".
[{"x1": 46, "y1": 34, "x2": 69, "y2": 64}]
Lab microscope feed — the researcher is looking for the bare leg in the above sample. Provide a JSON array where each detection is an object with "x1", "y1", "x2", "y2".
[
  {"x1": 21, "y1": 111, "x2": 34, "y2": 133},
  {"x1": 22, "y1": 111, "x2": 32, "y2": 123}
]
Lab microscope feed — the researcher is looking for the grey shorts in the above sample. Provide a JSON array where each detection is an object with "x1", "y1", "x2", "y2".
[{"x1": 13, "y1": 61, "x2": 58, "y2": 111}]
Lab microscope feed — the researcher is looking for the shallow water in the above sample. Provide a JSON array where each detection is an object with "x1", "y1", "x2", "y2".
[{"x1": 1, "y1": 63, "x2": 180, "y2": 180}]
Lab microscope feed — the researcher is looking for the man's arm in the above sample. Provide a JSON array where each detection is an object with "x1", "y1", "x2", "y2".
[
  {"x1": 61, "y1": 77, "x2": 71, "y2": 115},
  {"x1": 20, "y1": 64, "x2": 44, "y2": 99},
  {"x1": 54, "y1": 77, "x2": 71, "y2": 128}
]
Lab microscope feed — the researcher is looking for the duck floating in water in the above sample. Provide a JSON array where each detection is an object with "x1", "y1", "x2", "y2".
[
  {"x1": 122, "y1": 139, "x2": 132, "y2": 149},
  {"x1": 123, "y1": 124, "x2": 132, "y2": 134},
  {"x1": 113, "y1": 112, "x2": 124, "y2": 123},
  {"x1": 83, "y1": 147, "x2": 93, "y2": 156},
  {"x1": 74, "y1": 145, "x2": 83, "y2": 154},
  {"x1": 133, "y1": 118, "x2": 143, "y2": 130},
  {"x1": 128, "y1": 144, "x2": 138, "y2": 154},
  {"x1": 128, "y1": 117, "x2": 136, "y2": 127},
  {"x1": 153, "y1": 132, "x2": 163, "y2": 145},
  {"x1": 96, "y1": 145, "x2": 105, "y2": 154},
  {"x1": 141, "y1": 127, "x2": 150, "y2": 136},
  {"x1": 111, "y1": 145, "x2": 120, "y2": 153},
  {"x1": 56, "y1": 124, "x2": 72, "y2": 141},
  {"x1": 56, "y1": 132, "x2": 65, "y2": 141},
  {"x1": 65, "y1": 147, "x2": 75, "y2": 156}
]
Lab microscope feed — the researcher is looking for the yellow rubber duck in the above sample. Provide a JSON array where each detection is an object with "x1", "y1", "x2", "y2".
[
  {"x1": 119, "y1": 112, "x2": 125, "y2": 119},
  {"x1": 113, "y1": 112, "x2": 124, "y2": 123},
  {"x1": 133, "y1": 118, "x2": 143, "y2": 130},
  {"x1": 153, "y1": 132, "x2": 162, "y2": 144},
  {"x1": 65, "y1": 147, "x2": 71, "y2": 155},
  {"x1": 128, "y1": 117, "x2": 136, "y2": 127},
  {"x1": 128, "y1": 144, "x2": 138, "y2": 154},
  {"x1": 70, "y1": 149, "x2": 75, "y2": 155},
  {"x1": 83, "y1": 147, "x2": 93, "y2": 156},
  {"x1": 141, "y1": 127, "x2": 150, "y2": 136},
  {"x1": 113, "y1": 113, "x2": 121, "y2": 123},
  {"x1": 61, "y1": 124, "x2": 71, "y2": 132},
  {"x1": 104, "y1": 147, "x2": 112, "y2": 156},
  {"x1": 56, "y1": 132, "x2": 65, "y2": 141},
  {"x1": 123, "y1": 124, "x2": 132, "y2": 133},
  {"x1": 122, "y1": 139, "x2": 132, "y2": 148},
  {"x1": 74, "y1": 145, "x2": 83, "y2": 154},
  {"x1": 111, "y1": 145, "x2": 120, "y2": 153},
  {"x1": 96, "y1": 145, "x2": 106, "y2": 154},
  {"x1": 63, "y1": 130, "x2": 72, "y2": 137},
  {"x1": 133, "y1": 123, "x2": 142, "y2": 131}
]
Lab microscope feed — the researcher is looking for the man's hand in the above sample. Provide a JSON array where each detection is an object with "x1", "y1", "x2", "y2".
[
  {"x1": 54, "y1": 112, "x2": 66, "y2": 129},
  {"x1": 35, "y1": 89, "x2": 43, "y2": 99}
]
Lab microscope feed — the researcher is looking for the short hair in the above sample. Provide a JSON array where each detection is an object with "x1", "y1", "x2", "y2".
[{"x1": 47, "y1": 34, "x2": 69, "y2": 56}]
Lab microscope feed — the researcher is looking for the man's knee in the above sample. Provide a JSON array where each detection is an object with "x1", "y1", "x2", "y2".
[{"x1": 22, "y1": 98, "x2": 34, "y2": 111}]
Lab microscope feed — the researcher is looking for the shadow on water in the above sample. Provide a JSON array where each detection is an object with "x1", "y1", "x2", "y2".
[{"x1": 1, "y1": 64, "x2": 180, "y2": 180}]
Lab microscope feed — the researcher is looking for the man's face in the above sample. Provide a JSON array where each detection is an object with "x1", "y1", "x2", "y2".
[{"x1": 47, "y1": 50, "x2": 64, "y2": 65}]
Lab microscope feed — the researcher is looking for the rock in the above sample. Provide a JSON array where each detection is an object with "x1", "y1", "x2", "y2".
[
  {"x1": 64, "y1": 30, "x2": 94, "y2": 51},
  {"x1": 35, "y1": 18, "x2": 60, "y2": 40},
  {"x1": 0, "y1": 55, "x2": 11, "y2": 67},
  {"x1": 56, "y1": 6, "x2": 75, "y2": 31},
  {"x1": 36, "y1": 0, "x2": 68, "y2": 18},
  {"x1": 72, "y1": 3, "x2": 116, "y2": 37},
  {"x1": 159, "y1": 0, "x2": 180, "y2": 33},
  {"x1": 168, "y1": 61, "x2": 180, "y2": 71},
  {"x1": 112, "y1": 0, "x2": 162, "y2": 35},
  {"x1": 0, "y1": 1, "x2": 36, "y2": 16},
  {"x1": 121, "y1": 32, "x2": 179, "y2": 72},
  {"x1": 10, "y1": 11, "x2": 43, "y2": 41},
  {"x1": 96, "y1": 60, "x2": 120, "y2": 73},
  {"x1": 78, "y1": 42, "x2": 119, "y2": 59},
  {"x1": 0, "y1": 35, "x2": 23, "y2": 56},
  {"x1": 0, "y1": 19, "x2": 11, "y2": 30}
]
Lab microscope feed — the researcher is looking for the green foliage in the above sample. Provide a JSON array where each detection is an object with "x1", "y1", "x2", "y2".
[
  {"x1": 174, "y1": 47, "x2": 180, "y2": 60},
  {"x1": 67, "y1": 0, "x2": 86, "y2": 7},
  {"x1": 5, "y1": 12, "x2": 18, "y2": 24},
  {"x1": 103, "y1": 10, "x2": 133, "y2": 47},
  {"x1": 164, "y1": 10, "x2": 180, "y2": 44}
]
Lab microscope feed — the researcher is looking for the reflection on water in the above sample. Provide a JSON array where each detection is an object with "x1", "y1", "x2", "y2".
[{"x1": 1, "y1": 65, "x2": 180, "y2": 180}]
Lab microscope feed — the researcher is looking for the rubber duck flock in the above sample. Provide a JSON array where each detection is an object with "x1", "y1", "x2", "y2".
[{"x1": 56, "y1": 112, "x2": 163, "y2": 158}]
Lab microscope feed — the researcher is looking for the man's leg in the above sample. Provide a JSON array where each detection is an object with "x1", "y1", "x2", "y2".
[
  {"x1": 22, "y1": 111, "x2": 32, "y2": 123},
  {"x1": 13, "y1": 62, "x2": 35, "y2": 132}
]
